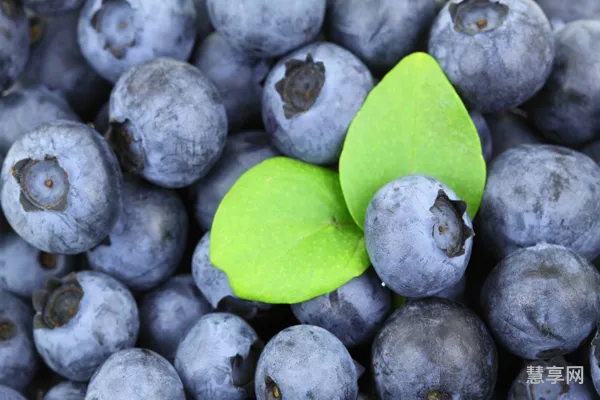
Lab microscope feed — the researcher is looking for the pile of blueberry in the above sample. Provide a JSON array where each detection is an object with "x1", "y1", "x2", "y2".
[{"x1": 2, "y1": 0, "x2": 600, "y2": 398}]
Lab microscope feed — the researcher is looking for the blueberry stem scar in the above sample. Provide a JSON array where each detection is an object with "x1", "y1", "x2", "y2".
[
  {"x1": 32, "y1": 273, "x2": 84, "y2": 330},
  {"x1": 0, "y1": 319, "x2": 16, "y2": 341}
]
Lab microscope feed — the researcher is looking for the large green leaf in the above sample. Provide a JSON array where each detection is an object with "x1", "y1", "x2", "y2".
[
  {"x1": 339, "y1": 52, "x2": 486, "y2": 229},
  {"x1": 210, "y1": 157, "x2": 370, "y2": 304}
]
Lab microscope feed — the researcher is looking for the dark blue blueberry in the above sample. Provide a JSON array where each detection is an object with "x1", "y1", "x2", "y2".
[
  {"x1": 484, "y1": 109, "x2": 546, "y2": 160},
  {"x1": 107, "y1": 57, "x2": 227, "y2": 188},
  {"x1": 207, "y1": 0, "x2": 326, "y2": 59},
  {"x1": 77, "y1": 0, "x2": 197, "y2": 83},
  {"x1": 470, "y1": 110, "x2": 492, "y2": 162},
  {"x1": 43, "y1": 381, "x2": 87, "y2": 400},
  {"x1": 192, "y1": 33, "x2": 271, "y2": 132},
  {"x1": 290, "y1": 268, "x2": 392, "y2": 347},
  {"x1": 327, "y1": 0, "x2": 437, "y2": 75},
  {"x1": 509, "y1": 356, "x2": 597, "y2": 399},
  {"x1": 86, "y1": 348, "x2": 185, "y2": 400},
  {"x1": 0, "y1": 231, "x2": 74, "y2": 298},
  {"x1": 138, "y1": 275, "x2": 212, "y2": 363},
  {"x1": 479, "y1": 144, "x2": 600, "y2": 261},
  {"x1": 87, "y1": 175, "x2": 188, "y2": 291},
  {"x1": 524, "y1": 20, "x2": 600, "y2": 145},
  {"x1": 192, "y1": 232, "x2": 271, "y2": 320},
  {"x1": 23, "y1": 0, "x2": 84, "y2": 15},
  {"x1": 0, "y1": 385, "x2": 26, "y2": 400},
  {"x1": 254, "y1": 324, "x2": 358, "y2": 400},
  {"x1": 93, "y1": 102, "x2": 109, "y2": 135},
  {"x1": 0, "y1": 290, "x2": 39, "y2": 391},
  {"x1": 0, "y1": 85, "x2": 79, "y2": 156},
  {"x1": 189, "y1": 130, "x2": 279, "y2": 230},
  {"x1": 411, "y1": 273, "x2": 466, "y2": 302},
  {"x1": 32, "y1": 271, "x2": 139, "y2": 381},
  {"x1": 19, "y1": 12, "x2": 112, "y2": 120},
  {"x1": 365, "y1": 174, "x2": 474, "y2": 297},
  {"x1": 0, "y1": 120, "x2": 123, "y2": 254},
  {"x1": 192, "y1": 0, "x2": 212, "y2": 41},
  {"x1": 535, "y1": 0, "x2": 600, "y2": 25},
  {"x1": 372, "y1": 298, "x2": 497, "y2": 399},
  {"x1": 0, "y1": 1, "x2": 29, "y2": 91},
  {"x1": 591, "y1": 326, "x2": 600, "y2": 395},
  {"x1": 481, "y1": 243, "x2": 600, "y2": 360},
  {"x1": 428, "y1": 0, "x2": 554, "y2": 113},
  {"x1": 262, "y1": 42, "x2": 374, "y2": 165},
  {"x1": 174, "y1": 313, "x2": 263, "y2": 400}
]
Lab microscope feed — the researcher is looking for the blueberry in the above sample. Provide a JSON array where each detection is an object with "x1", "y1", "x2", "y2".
[
  {"x1": 189, "y1": 130, "x2": 279, "y2": 231},
  {"x1": 0, "y1": 1, "x2": 29, "y2": 91},
  {"x1": 509, "y1": 356, "x2": 597, "y2": 399},
  {"x1": 364, "y1": 174, "x2": 474, "y2": 297},
  {"x1": 425, "y1": 272, "x2": 466, "y2": 302},
  {"x1": 0, "y1": 385, "x2": 26, "y2": 400},
  {"x1": 107, "y1": 57, "x2": 227, "y2": 188},
  {"x1": 192, "y1": 0, "x2": 212, "y2": 41},
  {"x1": 32, "y1": 271, "x2": 139, "y2": 381},
  {"x1": 262, "y1": 42, "x2": 374, "y2": 165},
  {"x1": 290, "y1": 268, "x2": 392, "y2": 347},
  {"x1": 206, "y1": 0, "x2": 326, "y2": 59},
  {"x1": 428, "y1": 0, "x2": 554, "y2": 113},
  {"x1": 85, "y1": 348, "x2": 185, "y2": 400},
  {"x1": 23, "y1": 0, "x2": 84, "y2": 15},
  {"x1": 583, "y1": 140, "x2": 600, "y2": 166},
  {"x1": 535, "y1": 0, "x2": 600, "y2": 24},
  {"x1": 484, "y1": 109, "x2": 545, "y2": 159},
  {"x1": 174, "y1": 313, "x2": 263, "y2": 400},
  {"x1": 470, "y1": 110, "x2": 493, "y2": 162},
  {"x1": 86, "y1": 174, "x2": 188, "y2": 291},
  {"x1": 479, "y1": 144, "x2": 600, "y2": 261},
  {"x1": 372, "y1": 298, "x2": 497, "y2": 399},
  {"x1": 43, "y1": 381, "x2": 87, "y2": 400},
  {"x1": 254, "y1": 324, "x2": 358, "y2": 400},
  {"x1": 482, "y1": 243, "x2": 600, "y2": 360},
  {"x1": 0, "y1": 290, "x2": 39, "y2": 391},
  {"x1": 524, "y1": 20, "x2": 600, "y2": 145},
  {"x1": 19, "y1": 12, "x2": 112, "y2": 120},
  {"x1": 0, "y1": 231, "x2": 74, "y2": 299},
  {"x1": 191, "y1": 232, "x2": 272, "y2": 319},
  {"x1": 326, "y1": 0, "x2": 437, "y2": 75},
  {"x1": 138, "y1": 275, "x2": 212, "y2": 363},
  {"x1": 192, "y1": 33, "x2": 272, "y2": 132},
  {"x1": 77, "y1": 0, "x2": 197, "y2": 83},
  {"x1": 591, "y1": 326, "x2": 600, "y2": 395},
  {"x1": 0, "y1": 85, "x2": 79, "y2": 156},
  {"x1": 0, "y1": 120, "x2": 123, "y2": 254}
]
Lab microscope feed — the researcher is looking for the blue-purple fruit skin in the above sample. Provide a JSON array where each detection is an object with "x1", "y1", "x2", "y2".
[
  {"x1": 43, "y1": 381, "x2": 87, "y2": 400},
  {"x1": 23, "y1": 0, "x2": 84, "y2": 16},
  {"x1": 0, "y1": 290, "x2": 39, "y2": 391},
  {"x1": 174, "y1": 313, "x2": 263, "y2": 400},
  {"x1": 290, "y1": 268, "x2": 392, "y2": 347},
  {"x1": 484, "y1": 109, "x2": 546, "y2": 160},
  {"x1": 254, "y1": 324, "x2": 358, "y2": 400},
  {"x1": 372, "y1": 298, "x2": 497, "y2": 399},
  {"x1": 86, "y1": 175, "x2": 188, "y2": 292},
  {"x1": 262, "y1": 41, "x2": 374, "y2": 165},
  {"x1": 139, "y1": 275, "x2": 213, "y2": 363},
  {"x1": 0, "y1": 385, "x2": 26, "y2": 400},
  {"x1": 364, "y1": 174, "x2": 473, "y2": 297},
  {"x1": 479, "y1": 144, "x2": 600, "y2": 261},
  {"x1": 108, "y1": 57, "x2": 228, "y2": 189},
  {"x1": 206, "y1": 0, "x2": 326, "y2": 59},
  {"x1": 33, "y1": 271, "x2": 139, "y2": 381},
  {"x1": 191, "y1": 232, "x2": 271, "y2": 320},
  {"x1": 470, "y1": 110, "x2": 493, "y2": 162},
  {"x1": 189, "y1": 130, "x2": 279, "y2": 231},
  {"x1": 85, "y1": 348, "x2": 185, "y2": 400},
  {"x1": 77, "y1": 0, "x2": 197, "y2": 83},
  {"x1": 428, "y1": 0, "x2": 554, "y2": 113},
  {"x1": 0, "y1": 231, "x2": 74, "y2": 299},
  {"x1": 481, "y1": 243, "x2": 600, "y2": 360},
  {"x1": 0, "y1": 1, "x2": 29, "y2": 91},
  {"x1": 535, "y1": 0, "x2": 600, "y2": 24},
  {"x1": 326, "y1": 0, "x2": 437, "y2": 75},
  {"x1": 590, "y1": 326, "x2": 600, "y2": 395},
  {"x1": 525, "y1": 20, "x2": 600, "y2": 145}
]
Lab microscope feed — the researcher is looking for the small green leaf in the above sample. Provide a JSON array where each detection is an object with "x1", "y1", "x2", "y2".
[
  {"x1": 339, "y1": 52, "x2": 486, "y2": 229},
  {"x1": 210, "y1": 157, "x2": 370, "y2": 304}
]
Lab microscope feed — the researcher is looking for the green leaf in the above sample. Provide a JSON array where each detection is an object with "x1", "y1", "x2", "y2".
[
  {"x1": 339, "y1": 52, "x2": 486, "y2": 229},
  {"x1": 210, "y1": 157, "x2": 370, "y2": 304}
]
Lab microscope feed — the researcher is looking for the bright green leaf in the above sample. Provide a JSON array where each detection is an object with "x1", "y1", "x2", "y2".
[
  {"x1": 339, "y1": 52, "x2": 486, "y2": 229},
  {"x1": 210, "y1": 157, "x2": 370, "y2": 304}
]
